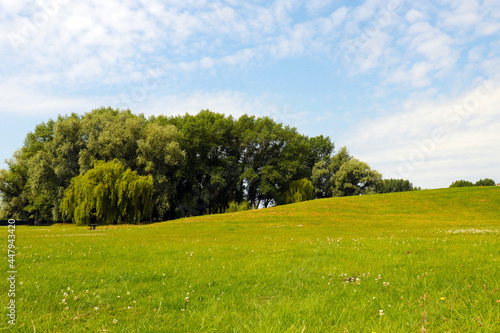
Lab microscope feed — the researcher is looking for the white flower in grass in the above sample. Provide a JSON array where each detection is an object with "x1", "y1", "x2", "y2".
[
  {"x1": 94, "y1": 306, "x2": 99, "y2": 311},
  {"x1": 113, "y1": 319, "x2": 118, "y2": 324},
  {"x1": 379, "y1": 309, "x2": 384, "y2": 316}
]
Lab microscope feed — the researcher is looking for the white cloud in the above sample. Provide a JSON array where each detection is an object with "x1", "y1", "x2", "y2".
[
  {"x1": 305, "y1": 0, "x2": 335, "y2": 15},
  {"x1": 468, "y1": 46, "x2": 485, "y2": 62},
  {"x1": 343, "y1": 79, "x2": 500, "y2": 188},
  {"x1": 132, "y1": 90, "x2": 307, "y2": 127},
  {"x1": 405, "y1": 9, "x2": 425, "y2": 24},
  {"x1": 407, "y1": 22, "x2": 455, "y2": 67},
  {"x1": 386, "y1": 61, "x2": 432, "y2": 88},
  {"x1": 382, "y1": 20, "x2": 457, "y2": 87},
  {"x1": 438, "y1": 0, "x2": 481, "y2": 29},
  {"x1": 475, "y1": 21, "x2": 500, "y2": 37},
  {"x1": 0, "y1": 80, "x2": 112, "y2": 116}
]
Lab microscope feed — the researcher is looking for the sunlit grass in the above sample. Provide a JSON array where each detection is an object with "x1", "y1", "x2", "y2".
[{"x1": 2, "y1": 187, "x2": 500, "y2": 332}]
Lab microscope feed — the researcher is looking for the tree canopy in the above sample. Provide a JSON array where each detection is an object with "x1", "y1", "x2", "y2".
[{"x1": 0, "y1": 107, "x2": 419, "y2": 224}]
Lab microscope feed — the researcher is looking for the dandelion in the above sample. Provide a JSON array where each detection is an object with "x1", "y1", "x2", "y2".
[{"x1": 440, "y1": 297, "x2": 445, "y2": 301}]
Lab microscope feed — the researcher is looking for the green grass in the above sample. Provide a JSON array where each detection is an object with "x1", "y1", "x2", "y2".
[{"x1": 2, "y1": 187, "x2": 500, "y2": 332}]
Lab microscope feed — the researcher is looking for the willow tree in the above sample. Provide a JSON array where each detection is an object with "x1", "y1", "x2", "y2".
[
  {"x1": 280, "y1": 178, "x2": 314, "y2": 204},
  {"x1": 333, "y1": 158, "x2": 382, "y2": 197},
  {"x1": 60, "y1": 159, "x2": 153, "y2": 225}
]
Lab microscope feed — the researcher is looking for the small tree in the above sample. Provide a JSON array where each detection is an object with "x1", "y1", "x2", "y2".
[
  {"x1": 312, "y1": 160, "x2": 332, "y2": 198},
  {"x1": 449, "y1": 180, "x2": 474, "y2": 187},
  {"x1": 333, "y1": 159, "x2": 381, "y2": 197},
  {"x1": 225, "y1": 200, "x2": 251, "y2": 213},
  {"x1": 377, "y1": 178, "x2": 419, "y2": 193},
  {"x1": 60, "y1": 159, "x2": 153, "y2": 225},
  {"x1": 281, "y1": 178, "x2": 314, "y2": 204},
  {"x1": 475, "y1": 178, "x2": 496, "y2": 186}
]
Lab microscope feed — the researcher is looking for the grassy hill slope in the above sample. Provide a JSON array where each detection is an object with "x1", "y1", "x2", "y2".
[
  {"x1": 167, "y1": 186, "x2": 500, "y2": 235},
  {"x1": 3, "y1": 187, "x2": 500, "y2": 332}
]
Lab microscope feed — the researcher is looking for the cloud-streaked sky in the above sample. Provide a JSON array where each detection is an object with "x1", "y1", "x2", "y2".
[{"x1": 1, "y1": 0, "x2": 499, "y2": 189}]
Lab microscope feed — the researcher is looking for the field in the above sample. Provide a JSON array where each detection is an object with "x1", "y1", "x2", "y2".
[{"x1": 2, "y1": 187, "x2": 500, "y2": 332}]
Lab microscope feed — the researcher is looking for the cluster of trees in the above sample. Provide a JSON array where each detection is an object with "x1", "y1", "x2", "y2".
[
  {"x1": 0, "y1": 108, "x2": 416, "y2": 224},
  {"x1": 311, "y1": 147, "x2": 420, "y2": 197},
  {"x1": 449, "y1": 178, "x2": 496, "y2": 187},
  {"x1": 377, "y1": 179, "x2": 420, "y2": 193}
]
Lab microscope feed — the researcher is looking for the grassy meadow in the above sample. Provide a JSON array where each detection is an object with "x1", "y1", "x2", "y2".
[{"x1": 2, "y1": 187, "x2": 500, "y2": 332}]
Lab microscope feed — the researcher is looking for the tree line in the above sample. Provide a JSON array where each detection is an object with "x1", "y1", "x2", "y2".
[
  {"x1": 449, "y1": 179, "x2": 496, "y2": 187},
  {"x1": 0, "y1": 107, "x2": 418, "y2": 224}
]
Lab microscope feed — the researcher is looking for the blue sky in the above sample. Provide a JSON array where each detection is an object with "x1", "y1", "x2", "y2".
[{"x1": 1, "y1": 0, "x2": 499, "y2": 189}]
